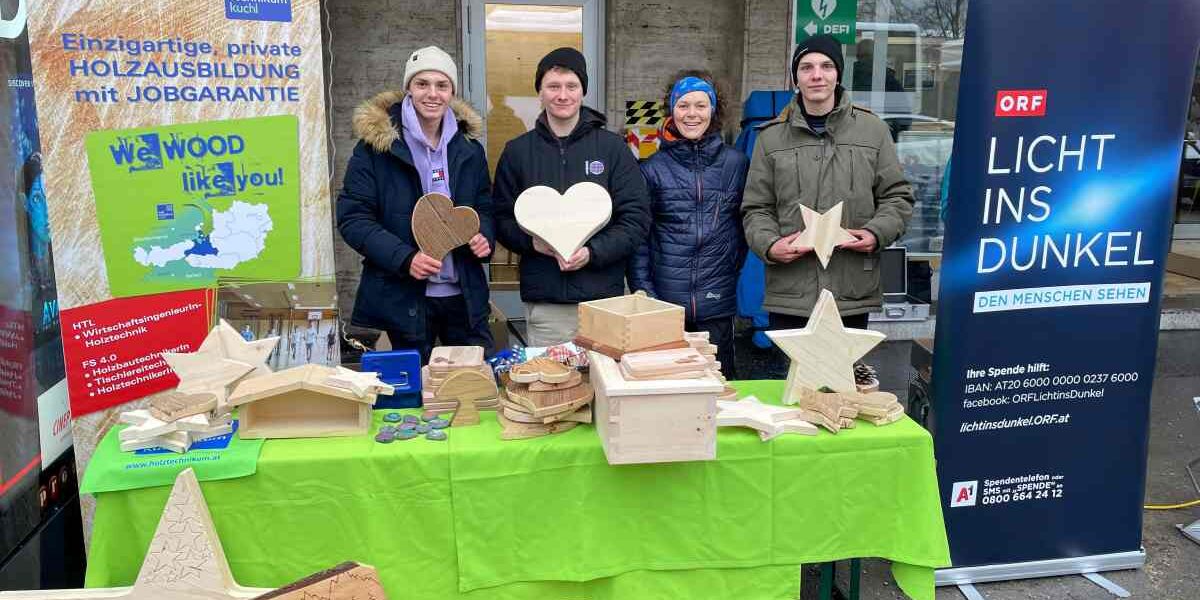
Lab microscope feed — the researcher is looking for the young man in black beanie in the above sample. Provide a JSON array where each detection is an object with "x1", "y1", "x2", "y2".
[
  {"x1": 741, "y1": 34, "x2": 914, "y2": 374},
  {"x1": 493, "y1": 47, "x2": 650, "y2": 346}
]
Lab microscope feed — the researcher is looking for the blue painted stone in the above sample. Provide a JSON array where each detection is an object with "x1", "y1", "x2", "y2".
[
  {"x1": 402, "y1": 414, "x2": 420, "y2": 424},
  {"x1": 382, "y1": 413, "x2": 403, "y2": 423},
  {"x1": 374, "y1": 431, "x2": 395, "y2": 443},
  {"x1": 395, "y1": 428, "x2": 419, "y2": 440},
  {"x1": 420, "y1": 413, "x2": 438, "y2": 422},
  {"x1": 416, "y1": 424, "x2": 431, "y2": 434},
  {"x1": 379, "y1": 425, "x2": 396, "y2": 434},
  {"x1": 429, "y1": 418, "x2": 450, "y2": 430},
  {"x1": 426, "y1": 429, "x2": 448, "y2": 441},
  {"x1": 398, "y1": 421, "x2": 417, "y2": 431}
]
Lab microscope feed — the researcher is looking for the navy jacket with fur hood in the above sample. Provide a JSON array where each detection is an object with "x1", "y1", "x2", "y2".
[{"x1": 337, "y1": 91, "x2": 494, "y2": 337}]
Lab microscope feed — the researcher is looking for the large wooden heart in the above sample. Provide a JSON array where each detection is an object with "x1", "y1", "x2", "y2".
[
  {"x1": 514, "y1": 182, "x2": 612, "y2": 259},
  {"x1": 413, "y1": 193, "x2": 480, "y2": 261}
]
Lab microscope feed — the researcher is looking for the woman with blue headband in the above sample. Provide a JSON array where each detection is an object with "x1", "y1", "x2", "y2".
[{"x1": 628, "y1": 70, "x2": 749, "y2": 378}]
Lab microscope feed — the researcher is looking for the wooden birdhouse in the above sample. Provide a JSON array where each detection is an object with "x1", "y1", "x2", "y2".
[
  {"x1": 588, "y1": 351, "x2": 723, "y2": 465},
  {"x1": 577, "y1": 291, "x2": 684, "y2": 354},
  {"x1": 228, "y1": 364, "x2": 378, "y2": 439}
]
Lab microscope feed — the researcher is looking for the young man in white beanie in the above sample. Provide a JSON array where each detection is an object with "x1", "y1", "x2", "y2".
[{"x1": 338, "y1": 46, "x2": 495, "y2": 363}]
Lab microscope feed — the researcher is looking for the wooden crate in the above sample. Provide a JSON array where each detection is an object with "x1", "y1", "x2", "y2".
[
  {"x1": 588, "y1": 351, "x2": 722, "y2": 465},
  {"x1": 577, "y1": 292, "x2": 684, "y2": 353}
]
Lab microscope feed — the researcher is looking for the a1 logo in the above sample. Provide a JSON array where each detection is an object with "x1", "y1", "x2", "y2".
[{"x1": 950, "y1": 480, "x2": 978, "y2": 507}]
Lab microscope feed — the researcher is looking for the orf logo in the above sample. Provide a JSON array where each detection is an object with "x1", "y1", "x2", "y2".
[
  {"x1": 950, "y1": 480, "x2": 978, "y2": 507},
  {"x1": 995, "y1": 89, "x2": 1047, "y2": 117}
]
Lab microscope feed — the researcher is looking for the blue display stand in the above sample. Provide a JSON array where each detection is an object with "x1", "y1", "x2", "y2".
[
  {"x1": 362, "y1": 349, "x2": 422, "y2": 409},
  {"x1": 735, "y1": 90, "x2": 792, "y2": 348}
]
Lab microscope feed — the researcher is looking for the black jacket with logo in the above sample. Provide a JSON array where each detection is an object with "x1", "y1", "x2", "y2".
[{"x1": 494, "y1": 107, "x2": 651, "y2": 303}]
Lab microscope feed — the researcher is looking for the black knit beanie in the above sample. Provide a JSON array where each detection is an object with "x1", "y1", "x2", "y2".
[
  {"x1": 535, "y1": 47, "x2": 589, "y2": 95},
  {"x1": 791, "y1": 34, "x2": 844, "y2": 86}
]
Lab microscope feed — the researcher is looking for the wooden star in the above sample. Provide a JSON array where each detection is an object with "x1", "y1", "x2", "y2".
[
  {"x1": 716, "y1": 395, "x2": 810, "y2": 441},
  {"x1": 0, "y1": 468, "x2": 273, "y2": 599},
  {"x1": 765, "y1": 289, "x2": 886, "y2": 404},
  {"x1": 160, "y1": 349, "x2": 255, "y2": 406},
  {"x1": 790, "y1": 203, "x2": 856, "y2": 268},
  {"x1": 214, "y1": 320, "x2": 278, "y2": 378},
  {"x1": 325, "y1": 366, "x2": 394, "y2": 399}
]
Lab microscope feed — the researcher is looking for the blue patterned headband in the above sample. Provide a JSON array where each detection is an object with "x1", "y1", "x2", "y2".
[{"x1": 668, "y1": 77, "x2": 717, "y2": 113}]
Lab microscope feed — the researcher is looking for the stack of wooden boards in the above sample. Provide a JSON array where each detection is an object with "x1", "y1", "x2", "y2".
[
  {"x1": 792, "y1": 387, "x2": 905, "y2": 433},
  {"x1": 118, "y1": 390, "x2": 233, "y2": 453},
  {"x1": 420, "y1": 346, "x2": 499, "y2": 416},
  {"x1": 498, "y1": 357, "x2": 593, "y2": 440}
]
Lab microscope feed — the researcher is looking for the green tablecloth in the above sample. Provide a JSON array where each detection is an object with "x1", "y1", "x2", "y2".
[{"x1": 85, "y1": 380, "x2": 950, "y2": 599}]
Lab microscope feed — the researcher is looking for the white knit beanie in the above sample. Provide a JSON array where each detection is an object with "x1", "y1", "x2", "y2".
[{"x1": 403, "y1": 46, "x2": 458, "y2": 93}]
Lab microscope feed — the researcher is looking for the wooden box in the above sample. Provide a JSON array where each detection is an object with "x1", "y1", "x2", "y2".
[
  {"x1": 577, "y1": 292, "x2": 684, "y2": 353},
  {"x1": 588, "y1": 351, "x2": 722, "y2": 465}
]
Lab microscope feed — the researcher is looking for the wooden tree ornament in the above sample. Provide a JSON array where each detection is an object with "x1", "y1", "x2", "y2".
[
  {"x1": 514, "y1": 181, "x2": 612, "y2": 259},
  {"x1": 764, "y1": 289, "x2": 886, "y2": 404},
  {"x1": 789, "y1": 202, "x2": 856, "y2": 268},
  {"x1": 412, "y1": 193, "x2": 480, "y2": 261},
  {"x1": 435, "y1": 369, "x2": 497, "y2": 426}
]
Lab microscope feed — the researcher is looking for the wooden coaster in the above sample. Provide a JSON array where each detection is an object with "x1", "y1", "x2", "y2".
[
  {"x1": 509, "y1": 357, "x2": 573, "y2": 384},
  {"x1": 413, "y1": 193, "x2": 480, "y2": 261},
  {"x1": 620, "y1": 348, "x2": 708, "y2": 379},
  {"x1": 429, "y1": 346, "x2": 484, "y2": 372},
  {"x1": 498, "y1": 410, "x2": 581, "y2": 440},
  {"x1": 528, "y1": 369, "x2": 584, "y2": 392},
  {"x1": 148, "y1": 389, "x2": 219, "y2": 422},
  {"x1": 504, "y1": 380, "x2": 593, "y2": 418},
  {"x1": 573, "y1": 334, "x2": 689, "y2": 361}
]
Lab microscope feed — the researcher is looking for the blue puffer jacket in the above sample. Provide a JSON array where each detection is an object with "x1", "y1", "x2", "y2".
[{"x1": 628, "y1": 132, "x2": 749, "y2": 322}]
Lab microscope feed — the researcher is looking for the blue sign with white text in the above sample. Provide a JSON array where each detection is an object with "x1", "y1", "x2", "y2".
[
  {"x1": 225, "y1": 0, "x2": 293, "y2": 22},
  {"x1": 931, "y1": 0, "x2": 1200, "y2": 569}
]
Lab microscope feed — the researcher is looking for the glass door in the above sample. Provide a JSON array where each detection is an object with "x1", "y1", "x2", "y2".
[{"x1": 462, "y1": 0, "x2": 604, "y2": 291}]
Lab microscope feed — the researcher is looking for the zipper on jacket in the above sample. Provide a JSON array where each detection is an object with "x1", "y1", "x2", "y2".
[
  {"x1": 691, "y1": 143, "x2": 702, "y2": 323},
  {"x1": 558, "y1": 139, "x2": 567, "y2": 192}
]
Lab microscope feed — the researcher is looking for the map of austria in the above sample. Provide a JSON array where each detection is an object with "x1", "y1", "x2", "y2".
[
  {"x1": 85, "y1": 115, "x2": 300, "y2": 299},
  {"x1": 133, "y1": 201, "x2": 274, "y2": 269}
]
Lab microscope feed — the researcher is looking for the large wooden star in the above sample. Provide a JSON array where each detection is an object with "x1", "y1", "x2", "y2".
[
  {"x1": 790, "y1": 203, "x2": 856, "y2": 268},
  {"x1": 0, "y1": 469, "x2": 390, "y2": 600},
  {"x1": 0, "y1": 468, "x2": 272, "y2": 599},
  {"x1": 765, "y1": 289, "x2": 886, "y2": 404}
]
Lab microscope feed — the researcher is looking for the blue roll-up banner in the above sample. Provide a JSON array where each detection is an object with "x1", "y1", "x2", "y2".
[{"x1": 931, "y1": 0, "x2": 1200, "y2": 579}]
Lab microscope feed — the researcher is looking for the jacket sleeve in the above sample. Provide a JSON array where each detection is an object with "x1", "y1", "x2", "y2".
[
  {"x1": 586, "y1": 142, "x2": 651, "y2": 269},
  {"x1": 470, "y1": 142, "x2": 496, "y2": 257},
  {"x1": 734, "y1": 154, "x2": 751, "y2": 269},
  {"x1": 336, "y1": 141, "x2": 418, "y2": 276},
  {"x1": 863, "y1": 128, "x2": 914, "y2": 249},
  {"x1": 492, "y1": 140, "x2": 536, "y2": 255},
  {"x1": 741, "y1": 131, "x2": 783, "y2": 265},
  {"x1": 626, "y1": 162, "x2": 656, "y2": 295}
]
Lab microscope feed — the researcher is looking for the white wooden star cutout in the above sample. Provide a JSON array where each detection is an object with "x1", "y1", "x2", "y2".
[
  {"x1": 213, "y1": 320, "x2": 278, "y2": 377},
  {"x1": 790, "y1": 203, "x2": 856, "y2": 268},
  {"x1": 765, "y1": 289, "x2": 886, "y2": 404},
  {"x1": 0, "y1": 468, "x2": 273, "y2": 599},
  {"x1": 325, "y1": 366, "x2": 394, "y2": 399},
  {"x1": 160, "y1": 350, "x2": 255, "y2": 405},
  {"x1": 716, "y1": 395, "x2": 815, "y2": 440}
]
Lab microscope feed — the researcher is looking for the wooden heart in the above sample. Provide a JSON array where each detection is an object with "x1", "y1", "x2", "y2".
[
  {"x1": 514, "y1": 182, "x2": 612, "y2": 259},
  {"x1": 413, "y1": 193, "x2": 480, "y2": 261}
]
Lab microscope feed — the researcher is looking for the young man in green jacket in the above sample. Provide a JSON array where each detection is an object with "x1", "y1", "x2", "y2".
[{"x1": 742, "y1": 34, "x2": 913, "y2": 348}]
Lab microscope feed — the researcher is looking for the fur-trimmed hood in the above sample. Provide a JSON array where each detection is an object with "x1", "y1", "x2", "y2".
[{"x1": 352, "y1": 91, "x2": 484, "y2": 153}]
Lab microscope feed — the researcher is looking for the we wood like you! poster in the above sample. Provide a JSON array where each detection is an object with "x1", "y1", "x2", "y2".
[{"x1": 84, "y1": 115, "x2": 301, "y2": 298}]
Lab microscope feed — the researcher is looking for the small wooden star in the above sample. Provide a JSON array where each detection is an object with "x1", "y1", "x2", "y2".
[
  {"x1": 716, "y1": 395, "x2": 812, "y2": 440},
  {"x1": 790, "y1": 203, "x2": 856, "y2": 268},
  {"x1": 325, "y1": 366, "x2": 394, "y2": 399}
]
